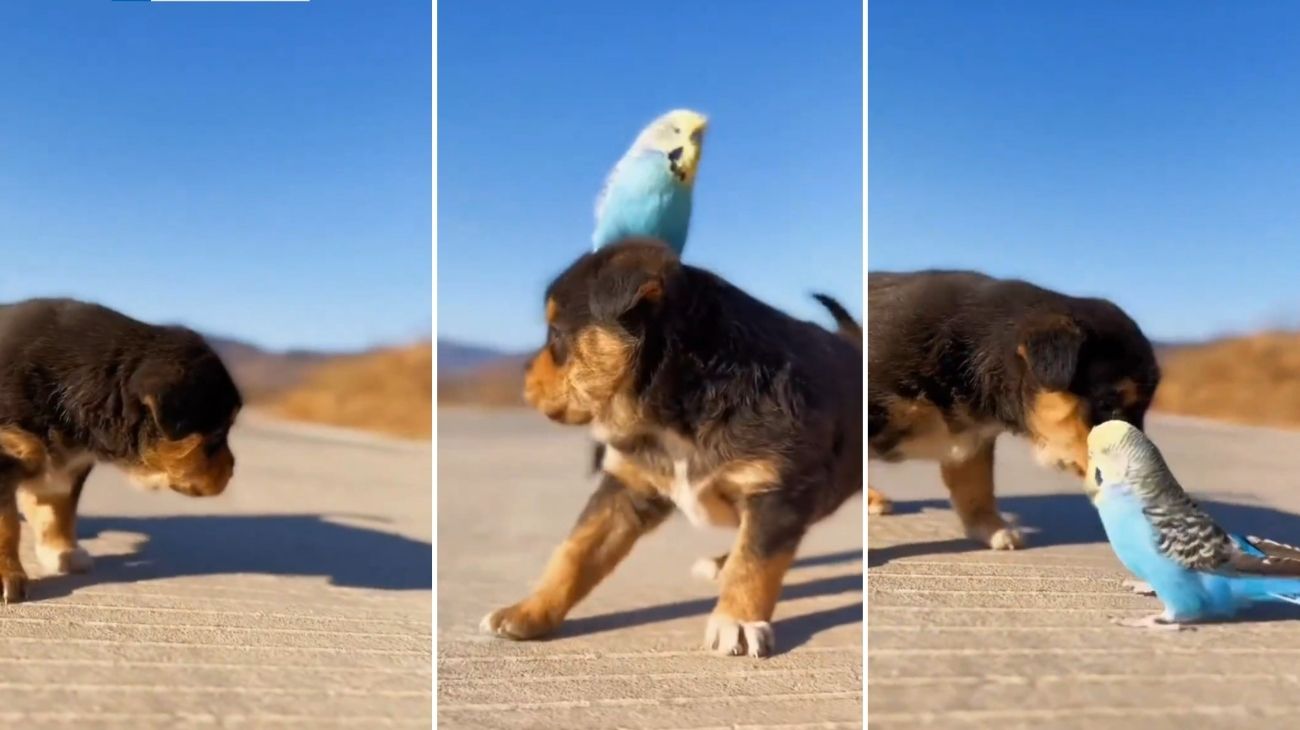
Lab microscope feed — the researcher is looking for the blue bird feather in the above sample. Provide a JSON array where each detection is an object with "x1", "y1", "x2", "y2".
[
  {"x1": 592, "y1": 151, "x2": 693, "y2": 254},
  {"x1": 1087, "y1": 420, "x2": 1300, "y2": 628}
]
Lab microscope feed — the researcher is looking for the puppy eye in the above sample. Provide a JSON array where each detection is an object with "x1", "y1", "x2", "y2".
[{"x1": 1093, "y1": 467, "x2": 1103, "y2": 486}]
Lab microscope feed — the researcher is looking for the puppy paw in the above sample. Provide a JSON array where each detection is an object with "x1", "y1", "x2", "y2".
[
  {"x1": 479, "y1": 600, "x2": 560, "y2": 641},
  {"x1": 1, "y1": 570, "x2": 27, "y2": 605},
  {"x1": 987, "y1": 527, "x2": 1024, "y2": 550},
  {"x1": 36, "y1": 546, "x2": 93, "y2": 576},
  {"x1": 867, "y1": 488, "x2": 893, "y2": 516},
  {"x1": 704, "y1": 612, "x2": 775, "y2": 658},
  {"x1": 690, "y1": 555, "x2": 725, "y2": 582},
  {"x1": 965, "y1": 519, "x2": 1024, "y2": 550}
]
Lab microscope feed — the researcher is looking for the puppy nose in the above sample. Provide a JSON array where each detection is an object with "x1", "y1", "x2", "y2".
[{"x1": 667, "y1": 147, "x2": 683, "y2": 162}]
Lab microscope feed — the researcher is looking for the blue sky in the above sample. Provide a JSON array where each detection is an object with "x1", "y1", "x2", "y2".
[
  {"x1": 871, "y1": 0, "x2": 1300, "y2": 342},
  {"x1": 0, "y1": 1, "x2": 430, "y2": 352},
  {"x1": 438, "y1": 1, "x2": 863, "y2": 351}
]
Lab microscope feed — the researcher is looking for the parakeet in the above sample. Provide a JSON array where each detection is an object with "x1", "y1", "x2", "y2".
[
  {"x1": 592, "y1": 109, "x2": 708, "y2": 255},
  {"x1": 1087, "y1": 420, "x2": 1300, "y2": 629}
]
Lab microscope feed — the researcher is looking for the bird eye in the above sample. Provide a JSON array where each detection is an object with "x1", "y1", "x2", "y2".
[
  {"x1": 671, "y1": 126, "x2": 681, "y2": 134},
  {"x1": 1093, "y1": 467, "x2": 1103, "y2": 486}
]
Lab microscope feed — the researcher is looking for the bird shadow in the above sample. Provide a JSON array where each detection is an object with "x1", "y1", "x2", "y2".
[
  {"x1": 32, "y1": 513, "x2": 432, "y2": 601},
  {"x1": 555, "y1": 561, "x2": 862, "y2": 656}
]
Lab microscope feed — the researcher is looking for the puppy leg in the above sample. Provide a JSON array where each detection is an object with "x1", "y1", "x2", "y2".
[
  {"x1": 481, "y1": 474, "x2": 672, "y2": 640},
  {"x1": 940, "y1": 440, "x2": 1022, "y2": 550},
  {"x1": 18, "y1": 465, "x2": 93, "y2": 576},
  {"x1": 0, "y1": 496, "x2": 25, "y2": 604},
  {"x1": 706, "y1": 492, "x2": 805, "y2": 658},
  {"x1": 867, "y1": 486, "x2": 893, "y2": 515}
]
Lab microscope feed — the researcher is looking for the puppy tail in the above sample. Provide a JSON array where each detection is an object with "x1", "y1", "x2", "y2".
[{"x1": 812, "y1": 293, "x2": 862, "y2": 345}]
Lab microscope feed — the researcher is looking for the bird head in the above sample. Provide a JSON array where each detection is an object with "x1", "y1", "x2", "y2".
[
  {"x1": 1085, "y1": 419, "x2": 1166, "y2": 502},
  {"x1": 632, "y1": 109, "x2": 709, "y2": 185}
]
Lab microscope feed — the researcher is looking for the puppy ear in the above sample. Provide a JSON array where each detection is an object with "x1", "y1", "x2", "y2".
[
  {"x1": 1017, "y1": 314, "x2": 1084, "y2": 392},
  {"x1": 129, "y1": 361, "x2": 188, "y2": 438},
  {"x1": 590, "y1": 242, "x2": 678, "y2": 326}
]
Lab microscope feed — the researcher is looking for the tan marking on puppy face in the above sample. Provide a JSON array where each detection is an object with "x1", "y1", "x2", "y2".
[
  {"x1": 0, "y1": 427, "x2": 45, "y2": 476},
  {"x1": 545, "y1": 297, "x2": 558, "y2": 324},
  {"x1": 1025, "y1": 390, "x2": 1089, "y2": 477},
  {"x1": 523, "y1": 324, "x2": 635, "y2": 426},
  {"x1": 129, "y1": 434, "x2": 235, "y2": 497}
]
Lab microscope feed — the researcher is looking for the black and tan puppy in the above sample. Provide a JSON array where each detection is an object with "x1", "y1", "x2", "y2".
[
  {"x1": 481, "y1": 239, "x2": 862, "y2": 657},
  {"x1": 868, "y1": 270, "x2": 1160, "y2": 547},
  {"x1": 0, "y1": 298, "x2": 242, "y2": 603}
]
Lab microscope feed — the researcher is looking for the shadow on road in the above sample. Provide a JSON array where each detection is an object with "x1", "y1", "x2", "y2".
[
  {"x1": 871, "y1": 492, "x2": 1300, "y2": 565},
  {"x1": 556, "y1": 566, "x2": 862, "y2": 656},
  {"x1": 35, "y1": 514, "x2": 432, "y2": 600}
]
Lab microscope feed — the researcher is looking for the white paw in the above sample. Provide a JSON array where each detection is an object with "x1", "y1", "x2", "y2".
[
  {"x1": 1121, "y1": 578, "x2": 1156, "y2": 596},
  {"x1": 704, "y1": 613, "x2": 775, "y2": 658},
  {"x1": 36, "y1": 546, "x2": 93, "y2": 575},
  {"x1": 690, "y1": 557, "x2": 722, "y2": 582},
  {"x1": 987, "y1": 527, "x2": 1024, "y2": 550}
]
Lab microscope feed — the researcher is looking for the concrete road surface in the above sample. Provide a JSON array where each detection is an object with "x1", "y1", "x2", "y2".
[
  {"x1": 869, "y1": 415, "x2": 1300, "y2": 730},
  {"x1": 1, "y1": 412, "x2": 432, "y2": 729},
  {"x1": 437, "y1": 408, "x2": 864, "y2": 730}
]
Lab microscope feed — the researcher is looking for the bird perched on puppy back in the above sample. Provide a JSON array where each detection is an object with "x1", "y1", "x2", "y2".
[
  {"x1": 592, "y1": 109, "x2": 708, "y2": 255},
  {"x1": 1087, "y1": 420, "x2": 1300, "y2": 629}
]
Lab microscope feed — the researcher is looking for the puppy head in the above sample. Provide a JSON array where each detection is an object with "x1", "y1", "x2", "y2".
[
  {"x1": 1015, "y1": 302, "x2": 1160, "y2": 476},
  {"x1": 124, "y1": 330, "x2": 243, "y2": 497},
  {"x1": 523, "y1": 238, "x2": 680, "y2": 426}
]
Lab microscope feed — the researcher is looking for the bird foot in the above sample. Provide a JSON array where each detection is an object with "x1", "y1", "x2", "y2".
[
  {"x1": 1111, "y1": 613, "x2": 1193, "y2": 632},
  {"x1": 1121, "y1": 578, "x2": 1156, "y2": 596}
]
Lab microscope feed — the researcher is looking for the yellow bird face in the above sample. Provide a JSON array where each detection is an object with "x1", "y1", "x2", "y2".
[{"x1": 635, "y1": 109, "x2": 708, "y2": 185}]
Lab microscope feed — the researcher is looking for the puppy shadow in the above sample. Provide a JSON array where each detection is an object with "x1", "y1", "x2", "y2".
[
  {"x1": 793, "y1": 549, "x2": 862, "y2": 569},
  {"x1": 886, "y1": 493, "x2": 1300, "y2": 551},
  {"x1": 33, "y1": 514, "x2": 432, "y2": 601},
  {"x1": 867, "y1": 538, "x2": 973, "y2": 569},
  {"x1": 558, "y1": 567, "x2": 862, "y2": 656}
]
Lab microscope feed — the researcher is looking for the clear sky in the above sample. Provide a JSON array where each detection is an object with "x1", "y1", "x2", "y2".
[
  {"x1": 438, "y1": 1, "x2": 863, "y2": 351},
  {"x1": 0, "y1": 1, "x2": 430, "y2": 353},
  {"x1": 871, "y1": 0, "x2": 1300, "y2": 342}
]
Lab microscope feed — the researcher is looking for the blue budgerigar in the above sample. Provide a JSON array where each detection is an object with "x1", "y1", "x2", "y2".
[
  {"x1": 1087, "y1": 420, "x2": 1300, "y2": 630},
  {"x1": 592, "y1": 109, "x2": 708, "y2": 255}
]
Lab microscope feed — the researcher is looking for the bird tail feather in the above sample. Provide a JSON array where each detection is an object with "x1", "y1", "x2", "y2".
[{"x1": 1231, "y1": 576, "x2": 1300, "y2": 605}]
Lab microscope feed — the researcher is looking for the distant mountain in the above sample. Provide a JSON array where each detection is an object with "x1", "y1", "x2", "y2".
[
  {"x1": 204, "y1": 335, "x2": 336, "y2": 401},
  {"x1": 437, "y1": 339, "x2": 516, "y2": 373}
]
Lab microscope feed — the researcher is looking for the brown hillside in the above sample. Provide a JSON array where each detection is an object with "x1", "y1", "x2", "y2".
[
  {"x1": 437, "y1": 355, "x2": 528, "y2": 408},
  {"x1": 268, "y1": 343, "x2": 433, "y2": 439},
  {"x1": 1154, "y1": 332, "x2": 1300, "y2": 428}
]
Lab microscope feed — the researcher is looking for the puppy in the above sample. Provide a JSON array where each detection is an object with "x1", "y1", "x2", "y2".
[
  {"x1": 868, "y1": 270, "x2": 1160, "y2": 548},
  {"x1": 481, "y1": 239, "x2": 862, "y2": 657},
  {"x1": 0, "y1": 298, "x2": 242, "y2": 603}
]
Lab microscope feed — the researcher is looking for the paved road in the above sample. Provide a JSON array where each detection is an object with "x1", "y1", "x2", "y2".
[
  {"x1": 2, "y1": 412, "x2": 432, "y2": 729},
  {"x1": 869, "y1": 415, "x2": 1300, "y2": 730},
  {"x1": 437, "y1": 408, "x2": 864, "y2": 730}
]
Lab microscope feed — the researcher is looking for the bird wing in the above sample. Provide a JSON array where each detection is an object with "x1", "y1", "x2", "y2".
[
  {"x1": 1224, "y1": 534, "x2": 1300, "y2": 577},
  {"x1": 1141, "y1": 490, "x2": 1236, "y2": 572}
]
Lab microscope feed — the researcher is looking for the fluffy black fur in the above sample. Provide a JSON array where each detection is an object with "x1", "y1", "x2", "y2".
[{"x1": 0, "y1": 298, "x2": 242, "y2": 462}]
